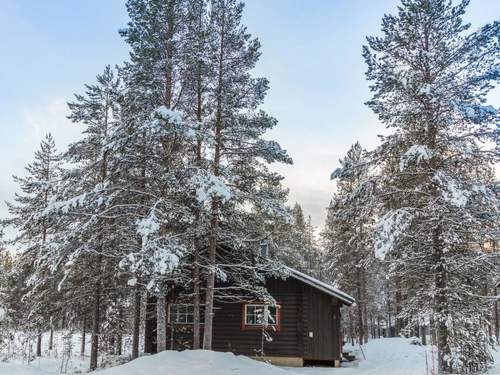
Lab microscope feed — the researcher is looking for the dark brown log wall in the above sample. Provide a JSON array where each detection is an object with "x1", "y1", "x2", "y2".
[
  {"x1": 303, "y1": 283, "x2": 341, "y2": 361},
  {"x1": 167, "y1": 276, "x2": 342, "y2": 361}
]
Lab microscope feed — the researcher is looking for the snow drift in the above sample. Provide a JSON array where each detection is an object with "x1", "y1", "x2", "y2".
[{"x1": 96, "y1": 350, "x2": 294, "y2": 375}]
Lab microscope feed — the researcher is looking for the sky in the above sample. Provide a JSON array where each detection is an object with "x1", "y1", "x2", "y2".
[{"x1": 0, "y1": 0, "x2": 499, "y2": 231}]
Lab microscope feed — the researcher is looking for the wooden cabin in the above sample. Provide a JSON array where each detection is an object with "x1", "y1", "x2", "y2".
[{"x1": 166, "y1": 266, "x2": 354, "y2": 367}]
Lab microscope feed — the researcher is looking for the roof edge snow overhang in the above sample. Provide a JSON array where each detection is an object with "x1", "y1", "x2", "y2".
[{"x1": 285, "y1": 266, "x2": 355, "y2": 306}]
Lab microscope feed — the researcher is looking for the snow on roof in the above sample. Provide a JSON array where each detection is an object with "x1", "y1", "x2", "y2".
[{"x1": 285, "y1": 266, "x2": 355, "y2": 306}]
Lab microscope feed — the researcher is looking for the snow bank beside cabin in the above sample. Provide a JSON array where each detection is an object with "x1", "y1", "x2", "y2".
[{"x1": 97, "y1": 350, "x2": 295, "y2": 375}]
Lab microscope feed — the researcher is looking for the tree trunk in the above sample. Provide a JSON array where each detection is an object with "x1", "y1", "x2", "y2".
[
  {"x1": 202, "y1": 217, "x2": 218, "y2": 350},
  {"x1": 36, "y1": 332, "x2": 42, "y2": 357},
  {"x1": 348, "y1": 309, "x2": 355, "y2": 345},
  {"x1": 132, "y1": 288, "x2": 141, "y2": 359},
  {"x1": 421, "y1": 324, "x2": 427, "y2": 345},
  {"x1": 90, "y1": 280, "x2": 101, "y2": 371},
  {"x1": 116, "y1": 334, "x2": 122, "y2": 356},
  {"x1": 433, "y1": 225, "x2": 450, "y2": 374},
  {"x1": 81, "y1": 317, "x2": 86, "y2": 357},
  {"x1": 144, "y1": 294, "x2": 157, "y2": 354},
  {"x1": 395, "y1": 276, "x2": 402, "y2": 336},
  {"x1": 192, "y1": 24, "x2": 205, "y2": 350},
  {"x1": 387, "y1": 289, "x2": 393, "y2": 338},
  {"x1": 356, "y1": 269, "x2": 364, "y2": 345},
  {"x1": 48, "y1": 327, "x2": 53, "y2": 351},
  {"x1": 202, "y1": 0, "x2": 227, "y2": 350},
  {"x1": 362, "y1": 270, "x2": 368, "y2": 343},
  {"x1": 495, "y1": 285, "x2": 499, "y2": 345},
  {"x1": 157, "y1": 295, "x2": 167, "y2": 352},
  {"x1": 193, "y1": 241, "x2": 201, "y2": 349}
]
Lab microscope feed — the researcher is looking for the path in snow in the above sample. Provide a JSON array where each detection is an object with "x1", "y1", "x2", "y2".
[
  {"x1": 292, "y1": 338, "x2": 500, "y2": 375},
  {"x1": 293, "y1": 337, "x2": 434, "y2": 375}
]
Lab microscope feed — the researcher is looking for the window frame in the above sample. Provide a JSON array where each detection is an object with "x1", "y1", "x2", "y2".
[
  {"x1": 241, "y1": 301, "x2": 281, "y2": 331},
  {"x1": 168, "y1": 303, "x2": 205, "y2": 325}
]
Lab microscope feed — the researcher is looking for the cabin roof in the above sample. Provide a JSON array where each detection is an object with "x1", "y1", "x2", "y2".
[{"x1": 285, "y1": 266, "x2": 355, "y2": 306}]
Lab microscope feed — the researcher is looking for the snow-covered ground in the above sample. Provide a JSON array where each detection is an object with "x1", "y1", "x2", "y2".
[{"x1": 0, "y1": 336, "x2": 498, "y2": 375}]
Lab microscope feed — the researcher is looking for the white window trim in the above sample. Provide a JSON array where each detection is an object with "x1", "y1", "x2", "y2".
[{"x1": 243, "y1": 303, "x2": 280, "y2": 327}]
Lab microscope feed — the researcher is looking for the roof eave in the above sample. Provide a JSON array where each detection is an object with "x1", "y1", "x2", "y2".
[{"x1": 285, "y1": 266, "x2": 355, "y2": 306}]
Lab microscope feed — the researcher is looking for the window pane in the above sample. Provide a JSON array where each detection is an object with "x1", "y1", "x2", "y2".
[
  {"x1": 245, "y1": 305, "x2": 257, "y2": 324},
  {"x1": 170, "y1": 304, "x2": 206, "y2": 324},
  {"x1": 244, "y1": 304, "x2": 279, "y2": 326},
  {"x1": 267, "y1": 306, "x2": 277, "y2": 324}
]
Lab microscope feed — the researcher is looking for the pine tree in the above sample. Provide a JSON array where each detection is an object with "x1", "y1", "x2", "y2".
[
  {"x1": 2, "y1": 0, "x2": 293, "y2": 364},
  {"x1": 119, "y1": 0, "x2": 194, "y2": 354},
  {"x1": 200, "y1": 0, "x2": 292, "y2": 349},
  {"x1": 325, "y1": 142, "x2": 375, "y2": 345},
  {"x1": 4, "y1": 133, "x2": 63, "y2": 356},
  {"x1": 363, "y1": 1, "x2": 499, "y2": 372},
  {"x1": 54, "y1": 66, "x2": 125, "y2": 371}
]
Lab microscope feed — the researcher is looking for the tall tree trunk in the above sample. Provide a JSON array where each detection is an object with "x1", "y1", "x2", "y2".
[
  {"x1": 495, "y1": 285, "x2": 499, "y2": 345},
  {"x1": 361, "y1": 270, "x2": 368, "y2": 343},
  {"x1": 192, "y1": 47, "x2": 205, "y2": 349},
  {"x1": 116, "y1": 306, "x2": 123, "y2": 356},
  {"x1": 203, "y1": 5, "x2": 226, "y2": 349},
  {"x1": 36, "y1": 332, "x2": 42, "y2": 357},
  {"x1": 193, "y1": 240, "x2": 201, "y2": 349},
  {"x1": 144, "y1": 294, "x2": 157, "y2": 354},
  {"x1": 387, "y1": 286, "x2": 393, "y2": 338},
  {"x1": 81, "y1": 316, "x2": 86, "y2": 357},
  {"x1": 48, "y1": 326, "x2": 53, "y2": 351},
  {"x1": 90, "y1": 277, "x2": 101, "y2": 371},
  {"x1": 421, "y1": 324, "x2": 427, "y2": 345},
  {"x1": 356, "y1": 268, "x2": 364, "y2": 345},
  {"x1": 348, "y1": 309, "x2": 355, "y2": 345},
  {"x1": 394, "y1": 276, "x2": 402, "y2": 336},
  {"x1": 430, "y1": 317, "x2": 437, "y2": 346},
  {"x1": 116, "y1": 335, "x2": 122, "y2": 356},
  {"x1": 157, "y1": 295, "x2": 167, "y2": 352},
  {"x1": 203, "y1": 215, "x2": 219, "y2": 350},
  {"x1": 132, "y1": 287, "x2": 141, "y2": 359},
  {"x1": 433, "y1": 224, "x2": 450, "y2": 374}
]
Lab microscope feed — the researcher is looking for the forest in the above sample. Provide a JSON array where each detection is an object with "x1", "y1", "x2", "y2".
[{"x1": 0, "y1": 0, "x2": 498, "y2": 374}]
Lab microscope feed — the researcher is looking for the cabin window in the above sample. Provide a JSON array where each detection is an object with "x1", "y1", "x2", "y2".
[
  {"x1": 169, "y1": 304, "x2": 204, "y2": 324},
  {"x1": 243, "y1": 303, "x2": 280, "y2": 328}
]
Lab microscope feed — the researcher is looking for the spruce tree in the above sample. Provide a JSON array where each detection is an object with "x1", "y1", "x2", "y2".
[{"x1": 363, "y1": 1, "x2": 499, "y2": 372}]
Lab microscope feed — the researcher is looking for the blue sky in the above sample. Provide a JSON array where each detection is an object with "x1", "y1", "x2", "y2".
[{"x1": 0, "y1": 0, "x2": 499, "y2": 229}]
